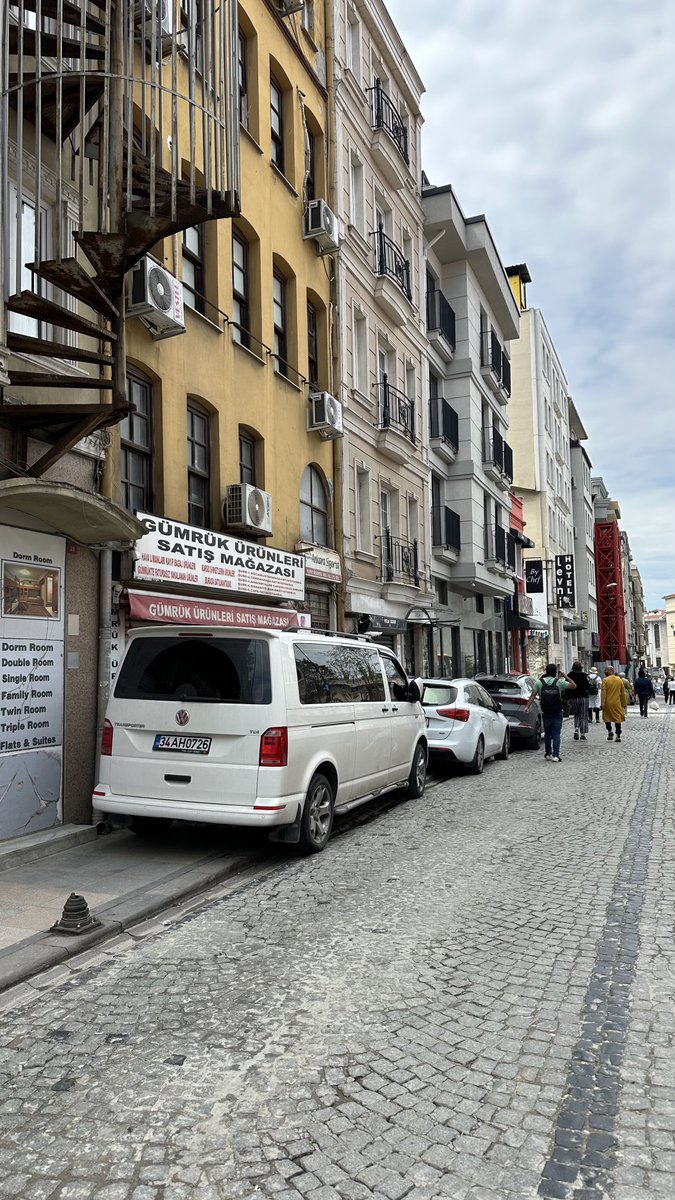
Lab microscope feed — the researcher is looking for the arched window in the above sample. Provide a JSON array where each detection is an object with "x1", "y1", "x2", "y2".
[{"x1": 300, "y1": 465, "x2": 328, "y2": 546}]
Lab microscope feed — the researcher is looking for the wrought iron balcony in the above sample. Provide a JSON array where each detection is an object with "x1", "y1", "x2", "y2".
[
  {"x1": 480, "y1": 327, "x2": 511, "y2": 398},
  {"x1": 369, "y1": 81, "x2": 409, "y2": 164},
  {"x1": 432, "y1": 505, "x2": 461, "y2": 553},
  {"x1": 382, "y1": 531, "x2": 420, "y2": 586},
  {"x1": 430, "y1": 398, "x2": 459, "y2": 452},
  {"x1": 426, "y1": 289, "x2": 456, "y2": 350},
  {"x1": 503, "y1": 441, "x2": 514, "y2": 483},
  {"x1": 379, "y1": 376, "x2": 416, "y2": 444},
  {"x1": 483, "y1": 426, "x2": 504, "y2": 473},
  {"x1": 375, "y1": 226, "x2": 412, "y2": 301}
]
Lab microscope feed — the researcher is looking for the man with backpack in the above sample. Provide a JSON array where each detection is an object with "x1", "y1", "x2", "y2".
[{"x1": 525, "y1": 663, "x2": 577, "y2": 763}]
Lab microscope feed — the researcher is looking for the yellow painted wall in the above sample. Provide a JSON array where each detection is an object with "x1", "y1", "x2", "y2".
[{"x1": 117, "y1": 0, "x2": 334, "y2": 554}]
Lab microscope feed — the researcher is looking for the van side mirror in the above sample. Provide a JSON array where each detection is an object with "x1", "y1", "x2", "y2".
[{"x1": 407, "y1": 678, "x2": 424, "y2": 703}]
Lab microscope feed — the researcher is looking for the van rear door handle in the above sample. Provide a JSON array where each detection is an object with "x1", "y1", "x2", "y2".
[
  {"x1": 165, "y1": 774, "x2": 191, "y2": 784},
  {"x1": 381, "y1": 706, "x2": 389, "y2": 713},
  {"x1": 391, "y1": 706, "x2": 399, "y2": 712}
]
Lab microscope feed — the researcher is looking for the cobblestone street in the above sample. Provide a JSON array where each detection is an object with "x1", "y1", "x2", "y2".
[{"x1": 1, "y1": 709, "x2": 674, "y2": 1200}]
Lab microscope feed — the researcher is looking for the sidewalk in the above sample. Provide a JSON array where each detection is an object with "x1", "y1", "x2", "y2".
[{"x1": 0, "y1": 822, "x2": 276, "y2": 995}]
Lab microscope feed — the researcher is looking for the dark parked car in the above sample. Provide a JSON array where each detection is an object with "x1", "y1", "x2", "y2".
[{"x1": 475, "y1": 673, "x2": 541, "y2": 749}]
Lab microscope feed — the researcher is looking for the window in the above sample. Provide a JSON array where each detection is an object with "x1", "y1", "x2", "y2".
[
  {"x1": 239, "y1": 430, "x2": 256, "y2": 487},
  {"x1": 8, "y1": 183, "x2": 52, "y2": 337},
  {"x1": 294, "y1": 644, "x2": 385, "y2": 705},
  {"x1": 121, "y1": 372, "x2": 153, "y2": 512},
  {"x1": 300, "y1": 465, "x2": 328, "y2": 546},
  {"x1": 381, "y1": 655, "x2": 409, "y2": 702},
  {"x1": 182, "y1": 225, "x2": 205, "y2": 314},
  {"x1": 353, "y1": 307, "x2": 367, "y2": 392},
  {"x1": 407, "y1": 496, "x2": 419, "y2": 545},
  {"x1": 238, "y1": 30, "x2": 248, "y2": 128},
  {"x1": 346, "y1": 9, "x2": 360, "y2": 77},
  {"x1": 270, "y1": 76, "x2": 284, "y2": 173},
  {"x1": 180, "y1": 0, "x2": 203, "y2": 72},
  {"x1": 655, "y1": 625, "x2": 661, "y2": 650},
  {"x1": 307, "y1": 302, "x2": 318, "y2": 386},
  {"x1": 115, "y1": 636, "x2": 271, "y2": 704},
  {"x1": 273, "y1": 270, "x2": 287, "y2": 374},
  {"x1": 232, "y1": 230, "x2": 249, "y2": 347},
  {"x1": 302, "y1": 0, "x2": 315, "y2": 38},
  {"x1": 356, "y1": 466, "x2": 372, "y2": 553},
  {"x1": 187, "y1": 402, "x2": 210, "y2": 527},
  {"x1": 349, "y1": 152, "x2": 365, "y2": 232},
  {"x1": 305, "y1": 128, "x2": 316, "y2": 202}
]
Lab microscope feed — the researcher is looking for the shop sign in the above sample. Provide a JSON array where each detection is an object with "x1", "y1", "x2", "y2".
[
  {"x1": 358, "y1": 614, "x2": 407, "y2": 634},
  {"x1": 525, "y1": 559, "x2": 544, "y2": 593},
  {"x1": 127, "y1": 590, "x2": 310, "y2": 630},
  {"x1": 554, "y1": 554, "x2": 576, "y2": 609},
  {"x1": 296, "y1": 543, "x2": 342, "y2": 583},
  {"x1": 0, "y1": 528, "x2": 66, "y2": 838},
  {"x1": 517, "y1": 592, "x2": 534, "y2": 616},
  {"x1": 134, "y1": 513, "x2": 305, "y2": 602}
]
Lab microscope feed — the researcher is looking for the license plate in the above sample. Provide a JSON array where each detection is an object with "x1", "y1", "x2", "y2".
[{"x1": 152, "y1": 734, "x2": 212, "y2": 754}]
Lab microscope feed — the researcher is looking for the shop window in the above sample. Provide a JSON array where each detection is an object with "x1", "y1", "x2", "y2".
[
  {"x1": 187, "y1": 400, "x2": 210, "y2": 527},
  {"x1": 122, "y1": 371, "x2": 153, "y2": 513},
  {"x1": 182, "y1": 224, "x2": 205, "y2": 314},
  {"x1": 300, "y1": 465, "x2": 328, "y2": 546}
]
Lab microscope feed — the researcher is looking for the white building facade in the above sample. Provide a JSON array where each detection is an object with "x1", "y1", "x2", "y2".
[
  {"x1": 333, "y1": 0, "x2": 431, "y2": 671},
  {"x1": 569, "y1": 400, "x2": 599, "y2": 666},
  {"x1": 423, "y1": 184, "x2": 521, "y2": 677},
  {"x1": 645, "y1": 611, "x2": 667, "y2": 672}
]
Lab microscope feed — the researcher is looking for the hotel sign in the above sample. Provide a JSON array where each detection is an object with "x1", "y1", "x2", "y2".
[{"x1": 555, "y1": 554, "x2": 576, "y2": 609}]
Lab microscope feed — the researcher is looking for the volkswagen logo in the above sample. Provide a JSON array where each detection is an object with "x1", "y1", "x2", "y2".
[{"x1": 175, "y1": 709, "x2": 190, "y2": 727}]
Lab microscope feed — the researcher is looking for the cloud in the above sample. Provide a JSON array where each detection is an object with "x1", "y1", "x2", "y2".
[{"x1": 387, "y1": 0, "x2": 675, "y2": 607}]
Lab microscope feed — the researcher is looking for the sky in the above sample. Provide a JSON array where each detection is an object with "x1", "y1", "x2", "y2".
[{"x1": 386, "y1": 0, "x2": 675, "y2": 609}]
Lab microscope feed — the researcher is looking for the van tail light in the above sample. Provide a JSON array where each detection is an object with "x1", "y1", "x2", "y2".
[
  {"x1": 259, "y1": 727, "x2": 288, "y2": 767},
  {"x1": 101, "y1": 719, "x2": 114, "y2": 756},
  {"x1": 436, "y1": 706, "x2": 471, "y2": 722}
]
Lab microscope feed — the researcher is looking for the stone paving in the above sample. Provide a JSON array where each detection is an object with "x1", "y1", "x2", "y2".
[{"x1": 0, "y1": 707, "x2": 674, "y2": 1200}]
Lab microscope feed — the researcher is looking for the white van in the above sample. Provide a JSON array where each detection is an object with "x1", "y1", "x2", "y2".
[{"x1": 93, "y1": 626, "x2": 428, "y2": 853}]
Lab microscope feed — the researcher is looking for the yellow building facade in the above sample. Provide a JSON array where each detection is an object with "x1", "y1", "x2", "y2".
[{"x1": 113, "y1": 0, "x2": 339, "y2": 628}]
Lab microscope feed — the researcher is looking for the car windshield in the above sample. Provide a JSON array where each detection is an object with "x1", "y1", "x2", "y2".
[
  {"x1": 479, "y1": 679, "x2": 522, "y2": 694},
  {"x1": 423, "y1": 684, "x2": 458, "y2": 706}
]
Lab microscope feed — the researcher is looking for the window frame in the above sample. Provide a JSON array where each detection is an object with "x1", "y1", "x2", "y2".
[
  {"x1": 187, "y1": 400, "x2": 211, "y2": 528},
  {"x1": 239, "y1": 430, "x2": 256, "y2": 488},
  {"x1": 238, "y1": 28, "x2": 248, "y2": 128},
  {"x1": 182, "y1": 224, "x2": 206, "y2": 315},
  {"x1": 273, "y1": 269, "x2": 288, "y2": 376},
  {"x1": 270, "y1": 75, "x2": 284, "y2": 174},
  {"x1": 121, "y1": 370, "x2": 154, "y2": 514},
  {"x1": 300, "y1": 465, "x2": 329, "y2": 547},
  {"x1": 232, "y1": 229, "x2": 250, "y2": 348},
  {"x1": 307, "y1": 301, "x2": 319, "y2": 387}
]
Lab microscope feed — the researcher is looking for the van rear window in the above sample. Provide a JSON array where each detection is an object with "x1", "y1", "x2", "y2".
[{"x1": 114, "y1": 637, "x2": 271, "y2": 704}]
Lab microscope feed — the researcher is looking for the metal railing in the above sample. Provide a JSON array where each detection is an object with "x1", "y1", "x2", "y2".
[
  {"x1": 430, "y1": 398, "x2": 459, "y2": 451},
  {"x1": 382, "y1": 530, "x2": 419, "y2": 585},
  {"x1": 432, "y1": 505, "x2": 461, "y2": 552},
  {"x1": 368, "y1": 81, "x2": 409, "y2": 164},
  {"x1": 483, "y1": 426, "x2": 504, "y2": 472},
  {"x1": 426, "y1": 289, "x2": 455, "y2": 348},
  {"x1": 507, "y1": 532, "x2": 517, "y2": 571},
  {"x1": 379, "y1": 375, "x2": 416, "y2": 443},
  {"x1": 501, "y1": 353, "x2": 511, "y2": 396},
  {"x1": 485, "y1": 523, "x2": 507, "y2": 564},
  {"x1": 481, "y1": 327, "x2": 511, "y2": 394},
  {"x1": 375, "y1": 225, "x2": 412, "y2": 300},
  {"x1": 503, "y1": 441, "x2": 514, "y2": 482}
]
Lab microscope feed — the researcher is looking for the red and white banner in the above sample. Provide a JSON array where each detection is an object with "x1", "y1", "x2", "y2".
[{"x1": 127, "y1": 590, "x2": 310, "y2": 630}]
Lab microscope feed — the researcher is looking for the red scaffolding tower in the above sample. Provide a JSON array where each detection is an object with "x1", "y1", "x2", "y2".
[{"x1": 595, "y1": 521, "x2": 627, "y2": 663}]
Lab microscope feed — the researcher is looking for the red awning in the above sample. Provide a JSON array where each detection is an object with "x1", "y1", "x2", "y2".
[{"x1": 127, "y1": 589, "x2": 307, "y2": 630}]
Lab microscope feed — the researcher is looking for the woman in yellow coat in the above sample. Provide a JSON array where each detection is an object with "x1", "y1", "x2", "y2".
[{"x1": 602, "y1": 667, "x2": 627, "y2": 742}]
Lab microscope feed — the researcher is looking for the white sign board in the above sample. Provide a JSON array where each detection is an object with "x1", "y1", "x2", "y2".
[
  {"x1": 134, "y1": 513, "x2": 305, "y2": 602},
  {"x1": 0, "y1": 529, "x2": 66, "y2": 838}
]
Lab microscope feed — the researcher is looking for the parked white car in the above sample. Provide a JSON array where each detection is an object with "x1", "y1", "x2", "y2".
[{"x1": 422, "y1": 678, "x2": 510, "y2": 773}]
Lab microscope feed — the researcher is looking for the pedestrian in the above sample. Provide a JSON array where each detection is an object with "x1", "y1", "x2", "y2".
[
  {"x1": 669, "y1": 678, "x2": 675, "y2": 706},
  {"x1": 587, "y1": 666, "x2": 602, "y2": 723},
  {"x1": 602, "y1": 667, "x2": 627, "y2": 742},
  {"x1": 567, "y1": 660, "x2": 590, "y2": 740},
  {"x1": 663, "y1": 676, "x2": 670, "y2": 703},
  {"x1": 525, "y1": 663, "x2": 577, "y2": 763},
  {"x1": 634, "y1": 668, "x2": 655, "y2": 717},
  {"x1": 618, "y1": 672, "x2": 633, "y2": 706}
]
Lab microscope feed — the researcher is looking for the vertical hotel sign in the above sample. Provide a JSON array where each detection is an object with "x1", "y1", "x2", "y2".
[
  {"x1": 554, "y1": 554, "x2": 576, "y2": 609},
  {"x1": 0, "y1": 529, "x2": 65, "y2": 838}
]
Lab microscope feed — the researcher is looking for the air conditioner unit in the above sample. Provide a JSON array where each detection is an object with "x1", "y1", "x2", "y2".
[
  {"x1": 137, "y1": 0, "x2": 174, "y2": 40},
  {"x1": 309, "y1": 391, "x2": 343, "y2": 439},
  {"x1": 127, "y1": 257, "x2": 185, "y2": 339},
  {"x1": 276, "y1": 0, "x2": 304, "y2": 14},
  {"x1": 303, "y1": 199, "x2": 340, "y2": 253},
  {"x1": 225, "y1": 484, "x2": 273, "y2": 536}
]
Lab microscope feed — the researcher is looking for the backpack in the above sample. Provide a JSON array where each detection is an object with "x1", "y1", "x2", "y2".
[
  {"x1": 588, "y1": 676, "x2": 599, "y2": 696},
  {"x1": 539, "y1": 676, "x2": 563, "y2": 715}
]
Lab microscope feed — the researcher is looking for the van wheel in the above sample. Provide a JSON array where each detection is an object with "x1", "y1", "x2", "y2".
[
  {"x1": 469, "y1": 736, "x2": 485, "y2": 775},
  {"x1": 407, "y1": 743, "x2": 427, "y2": 798},
  {"x1": 129, "y1": 817, "x2": 173, "y2": 837},
  {"x1": 298, "y1": 774, "x2": 334, "y2": 855}
]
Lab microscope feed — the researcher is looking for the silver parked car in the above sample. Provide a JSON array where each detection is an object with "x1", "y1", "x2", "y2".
[{"x1": 475, "y1": 673, "x2": 542, "y2": 749}]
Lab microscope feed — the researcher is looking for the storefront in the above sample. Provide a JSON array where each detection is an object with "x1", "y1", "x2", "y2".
[{"x1": 296, "y1": 544, "x2": 341, "y2": 632}]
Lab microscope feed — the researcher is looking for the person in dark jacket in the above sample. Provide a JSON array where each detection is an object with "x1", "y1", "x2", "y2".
[
  {"x1": 567, "y1": 661, "x2": 590, "y2": 740},
  {"x1": 634, "y1": 669, "x2": 655, "y2": 717},
  {"x1": 664, "y1": 677, "x2": 670, "y2": 703}
]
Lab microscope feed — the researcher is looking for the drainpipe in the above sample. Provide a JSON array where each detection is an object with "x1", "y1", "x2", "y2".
[{"x1": 325, "y1": 0, "x2": 345, "y2": 631}]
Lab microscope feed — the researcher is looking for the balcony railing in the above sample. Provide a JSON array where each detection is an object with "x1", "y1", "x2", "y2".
[
  {"x1": 383, "y1": 531, "x2": 419, "y2": 586},
  {"x1": 368, "y1": 81, "x2": 409, "y2": 164},
  {"x1": 379, "y1": 376, "x2": 416, "y2": 444},
  {"x1": 426, "y1": 289, "x2": 456, "y2": 349},
  {"x1": 485, "y1": 524, "x2": 516, "y2": 571},
  {"x1": 375, "y1": 226, "x2": 412, "y2": 301},
  {"x1": 501, "y1": 353, "x2": 511, "y2": 397},
  {"x1": 432, "y1": 505, "x2": 461, "y2": 552},
  {"x1": 507, "y1": 532, "x2": 517, "y2": 572},
  {"x1": 503, "y1": 441, "x2": 514, "y2": 483},
  {"x1": 430, "y1": 398, "x2": 459, "y2": 451},
  {"x1": 481, "y1": 327, "x2": 511, "y2": 395},
  {"x1": 483, "y1": 427, "x2": 504, "y2": 473}
]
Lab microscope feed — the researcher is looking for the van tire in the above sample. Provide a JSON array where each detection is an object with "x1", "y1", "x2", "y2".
[
  {"x1": 298, "y1": 773, "x2": 334, "y2": 854},
  {"x1": 407, "y1": 743, "x2": 427, "y2": 798},
  {"x1": 129, "y1": 816, "x2": 173, "y2": 837}
]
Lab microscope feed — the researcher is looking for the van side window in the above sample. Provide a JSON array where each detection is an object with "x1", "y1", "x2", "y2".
[
  {"x1": 380, "y1": 655, "x2": 409, "y2": 702},
  {"x1": 114, "y1": 637, "x2": 271, "y2": 703},
  {"x1": 294, "y1": 643, "x2": 386, "y2": 704}
]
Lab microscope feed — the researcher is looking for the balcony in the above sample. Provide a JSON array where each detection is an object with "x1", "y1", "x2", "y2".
[
  {"x1": 373, "y1": 226, "x2": 412, "y2": 325},
  {"x1": 426, "y1": 289, "x2": 456, "y2": 362},
  {"x1": 480, "y1": 328, "x2": 511, "y2": 403},
  {"x1": 485, "y1": 524, "x2": 515, "y2": 576},
  {"x1": 368, "y1": 82, "x2": 410, "y2": 190},
  {"x1": 382, "y1": 531, "x2": 420, "y2": 587},
  {"x1": 430, "y1": 398, "x2": 459, "y2": 463},
  {"x1": 482, "y1": 427, "x2": 513, "y2": 490},
  {"x1": 432, "y1": 505, "x2": 461, "y2": 564},
  {"x1": 502, "y1": 440, "x2": 514, "y2": 484},
  {"x1": 377, "y1": 376, "x2": 416, "y2": 464}
]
